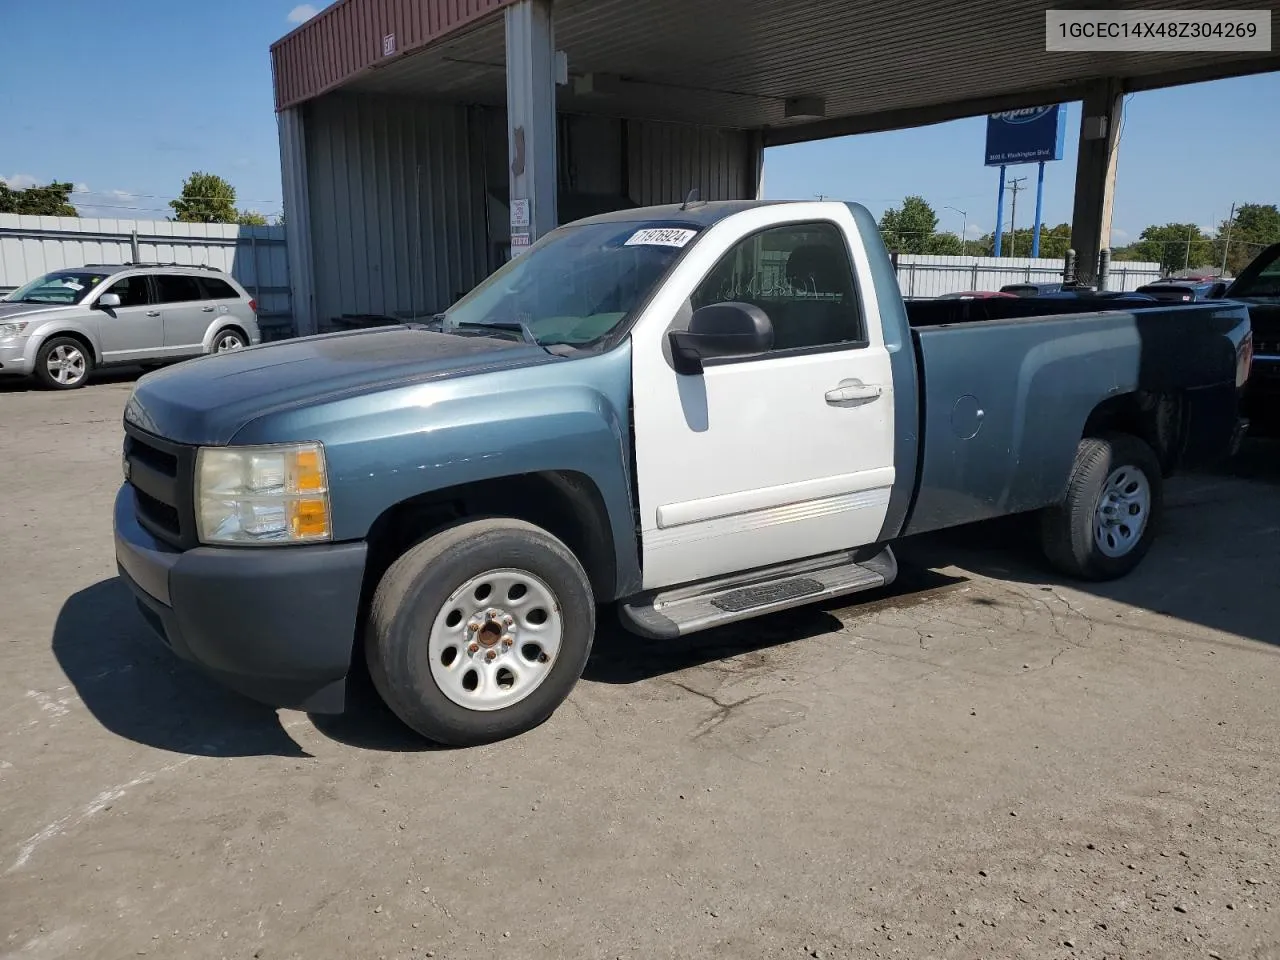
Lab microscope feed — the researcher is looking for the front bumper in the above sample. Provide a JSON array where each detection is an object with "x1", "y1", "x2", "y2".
[
  {"x1": 113, "y1": 484, "x2": 367, "y2": 713},
  {"x1": 0, "y1": 340, "x2": 34, "y2": 376}
]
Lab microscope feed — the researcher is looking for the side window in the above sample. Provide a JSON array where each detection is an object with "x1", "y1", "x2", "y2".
[
  {"x1": 154, "y1": 274, "x2": 203, "y2": 304},
  {"x1": 102, "y1": 275, "x2": 151, "y2": 308},
  {"x1": 200, "y1": 276, "x2": 239, "y2": 300},
  {"x1": 691, "y1": 221, "x2": 865, "y2": 352}
]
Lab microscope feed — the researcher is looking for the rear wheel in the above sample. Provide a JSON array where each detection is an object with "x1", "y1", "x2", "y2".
[
  {"x1": 366, "y1": 518, "x2": 595, "y2": 746},
  {"x1": 35, "y1": 337, "x2": 93, "y2": 390},
  {"x1": 1040, "y1": 432, "x2": 1163, "y2": 580},
  {"x1": 213, "y1": 329, "x2": 246, "y2": 353}
]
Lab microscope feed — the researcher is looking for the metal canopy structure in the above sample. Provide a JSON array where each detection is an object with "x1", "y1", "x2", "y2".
[
  {"x1": 270, "y1": 0, "x2": 1278, "y2": 335},
  {"x1": 273, "y1": 0, "x2": 1280, "y2": 143}
]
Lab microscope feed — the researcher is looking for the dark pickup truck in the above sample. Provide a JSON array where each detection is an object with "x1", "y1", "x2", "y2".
[
  {"x1": 113, "y1": 200, "x2": 1252, "y2": 746},
  {"x1": 1224, "y1": 242, "x2": 1280, "y2": 424}
]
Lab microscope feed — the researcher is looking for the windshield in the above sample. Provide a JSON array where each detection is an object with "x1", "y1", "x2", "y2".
[
  {"x1": 4, "y1": 270, "x2": 109, "y2": 305},
  {"x1": 1229, "y1": 244, "x2": 1280, "y2": 299},
  {"x1": 442, "y1": 220, "x2": 701, "y2": 346}
]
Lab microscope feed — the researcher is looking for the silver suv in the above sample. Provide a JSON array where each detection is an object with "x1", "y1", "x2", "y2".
[{"x1": 0, "y1": 264, "x2": 262, "y2": 389}]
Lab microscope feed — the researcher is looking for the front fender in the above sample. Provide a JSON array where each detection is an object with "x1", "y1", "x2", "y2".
[
  {"x1": 231, "y1": 342, "x2": 641, "y2": 595},
  {"x1": 27, "y1": 320, "x2": 103, "y2": 364}
]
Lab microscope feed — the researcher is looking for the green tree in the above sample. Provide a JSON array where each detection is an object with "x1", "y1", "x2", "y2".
[
  {"x1": 1219, "y1": 203, "x2": 1280, "y2": 275},
  {"x1": 974, "y1": 223, "x2": 1071, "y2": 259},
  {"x1": 169, "y1": 172, "x2": 238, "y2": 223},
  {"x1": 1114, "y1": 223, "x2": 1214, "y2": 273},
  {"x1": 237, "y1": 209, "x2": 268, "y2": 226},
  {"x1": 924, "y1": 231, "x2": 964, "y2": 255},
  {"x1": 879, "y1": 195, "x2": 939, "y2": 255},
  {"x1": 0, "y1": 180, "x2": 78, "y2": 216}
]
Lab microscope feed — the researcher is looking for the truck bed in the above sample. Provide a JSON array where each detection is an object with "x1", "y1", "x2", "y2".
[{"x1": 898, "y1": 299, "x2": 1251, "y2": 538}]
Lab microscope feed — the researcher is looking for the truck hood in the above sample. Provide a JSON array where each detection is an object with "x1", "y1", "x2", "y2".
[
  {"x1": 125, "y1": 325, "x2": 556, "y2": 445},
  {"x1": 0, "y1": 301, "x2": 78, "y2": 323}
]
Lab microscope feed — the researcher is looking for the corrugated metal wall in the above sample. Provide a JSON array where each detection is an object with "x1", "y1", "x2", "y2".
[
  {"x1": 0, "y1": 214, "x2": 292, "y2": 335},
  {"x1": 894, "y1": 254, "x2": 1163, "y2": 297},
  {"x1": 305, "y1": 93, "x2": 490, "y2": 326},
  {"x1": 627, "y1": 120, "x2": 757, "y2": 205}
]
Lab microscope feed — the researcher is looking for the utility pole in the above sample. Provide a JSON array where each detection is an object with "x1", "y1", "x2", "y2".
[
  {"x1": 1007, "y1": 176, "x2": 1027, "y2": 257},
  {"x1": 1184, "y1": 224, "x2": 1194, "y2": 272},
  {"x1": 1219, "y1": 202, "x2": 1236, "y2": 276},
  {"x1": 945, "y1": 205, "x2": 968, "y2": 257}
]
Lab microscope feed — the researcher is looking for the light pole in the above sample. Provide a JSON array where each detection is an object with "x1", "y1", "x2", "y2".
[{"x1": 945, "y1": 205, "x2": 968, "y2": 256}]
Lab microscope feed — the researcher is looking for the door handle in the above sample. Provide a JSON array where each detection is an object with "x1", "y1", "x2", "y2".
[
  {"x1": 825, "y1": 379, "x2": 883, "y2": 405},
  {"x1": 146, "y1": 310, "x2": 160, "y2": 317},
  {"x1": 201, "y1": 306, "x2": 215, "y2": 312}
]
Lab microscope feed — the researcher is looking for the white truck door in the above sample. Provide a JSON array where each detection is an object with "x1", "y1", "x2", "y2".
[{"x1": 630, "y1": 203, "x2": 897, "y2": 590}]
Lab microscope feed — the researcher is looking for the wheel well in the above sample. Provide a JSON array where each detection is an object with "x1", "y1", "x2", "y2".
[
  {"x1": 39, "y1": 331, "x2": 97, "y2": 364},
  {"x1": 1082, "y1": 391, "x2": 1183, "y2": 474},
  {"x1": 214, "y1": 324, "x2": 248, "y2": 343},
  {"x1": 357, "y1": 470, "x2": 618, "y2": 634}
]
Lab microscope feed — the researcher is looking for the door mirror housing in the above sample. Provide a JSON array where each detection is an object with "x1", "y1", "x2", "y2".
[
  {"x1": 668, "y1": 302, "x2": 774, "y2": 375},
  {"x1": 96, "y1": 293, "x2": 122, "y2": 309},
  {"x1": 1207, "y1": 281, "x2": 1228, "y2": 299}
]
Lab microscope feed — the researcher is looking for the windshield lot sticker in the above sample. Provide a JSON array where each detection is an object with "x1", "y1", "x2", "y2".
[{"x1": 624, "y1": 228, "x2": 696, "y2": 248}]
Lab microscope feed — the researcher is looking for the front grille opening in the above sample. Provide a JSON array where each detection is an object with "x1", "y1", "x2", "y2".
[
  {"x1": 125, "y1": 436, "x2": 178, "y2": 477},
  {"x1": 135, "y1": 489, "x2": 180, "y2": 537}
]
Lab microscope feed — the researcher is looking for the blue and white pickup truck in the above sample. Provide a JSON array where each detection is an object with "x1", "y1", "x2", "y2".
[{"x1": 114, "y1": 200, "x2": 1252, "y2": 745}]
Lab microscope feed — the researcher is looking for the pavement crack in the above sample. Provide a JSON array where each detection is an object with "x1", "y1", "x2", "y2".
[{"x1": 665, "y1": 680, "x2": 770, "y2": 740}]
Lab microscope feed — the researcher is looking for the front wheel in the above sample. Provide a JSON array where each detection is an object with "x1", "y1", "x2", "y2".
[
  {"x1": 366, "y1": 518, "x2": 595, "y2": 746},
  {"x1": 35, "y1": 337, "x2": 93, "y2": 389},
  {"x1": 1040, "y1": 432, "x2": 1163, "y2": 581}
]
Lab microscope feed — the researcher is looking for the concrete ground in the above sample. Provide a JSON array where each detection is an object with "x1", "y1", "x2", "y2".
[{"x1": 2, "y1": 373, "x2": 1278, "y2": 960}]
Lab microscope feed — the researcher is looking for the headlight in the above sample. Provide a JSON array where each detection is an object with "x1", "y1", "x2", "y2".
[
  {"x1": 0, "y1": 321, "x2": 29, "y2": 338},
  {"x1": 195, "y1": 442, "x2": 332, "y2": 545}
]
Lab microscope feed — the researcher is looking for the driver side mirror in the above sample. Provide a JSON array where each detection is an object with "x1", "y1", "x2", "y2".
[
  {"x1": 1207, "y1": 282, "x2": 1228, "y2": 299},
  {"x1": 96, "y1": 293, "x2": 121, "y2": 309},
  {"x1": 668, "y1": 302, "x2": 774, "y2": 375}
]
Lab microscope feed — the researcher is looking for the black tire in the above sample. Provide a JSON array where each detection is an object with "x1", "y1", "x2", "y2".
[
  {"x1": 1040, "y1": 432, "x2": 1163, "y2": 581},
  {"x1": 34, "y1": 336, "x2": 93, "y2": 390},
  {"x1": 212, "y1": 327, "x2": 247, "y2": 353},
  {"x1": 366, "y1": 518, "x2": 595, "y2": 746}
]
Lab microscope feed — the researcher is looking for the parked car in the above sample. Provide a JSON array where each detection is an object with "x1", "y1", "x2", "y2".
[
  {"x1": 1134, "y1": 278, "x2": 1230, "y2": 302},
  {"x1": 1223, "y1": 242, "x2": 1280, "y2": 424},
  {"x1": 1035, "y1": 287, "x2": 1158, "y2": 301},
  {"x1": 114, "y1": 200, "x2": 1251, "y2": 746},
  {"x1": 999, "y1": 282, "x2": 1063, "y2": 296},
  {"x1": 0, "y1": 264, "x2": 260, "y2": 389}
]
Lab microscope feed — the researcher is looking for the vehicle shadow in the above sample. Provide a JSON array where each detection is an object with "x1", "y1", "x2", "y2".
[
  {"x1": 0, "y1": 368, "x2": 144, "y2": 392},
  {"x1": 55, "y1": 577, "x2": 444, "y2": 755},
  {"x1": 306, "y1": 661, "x2": 441, "y2": 753},
  {"x1": 53, "y1": 578, "x2": 311, "y2": 758},
  {"x1": 895, "y1": 440, "x2": 1280, "y2": 650},
  {"x1": 584, "y1": 563, "x2": 968, "y2": 685}
]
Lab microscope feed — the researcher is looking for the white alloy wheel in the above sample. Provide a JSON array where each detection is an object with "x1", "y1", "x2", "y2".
[
  {"x1": 214, "y1": 331, "x2": 245, "y2": 352},
  {"x1": 1093, "y1": 464, "x2": 1152, "y2": 558},
  {"x1": 427, "y1": 568, "x2": 563, "y2": 712},
  {"x1": 46, "y1": 343, "x2": 87, "y2": 386}
]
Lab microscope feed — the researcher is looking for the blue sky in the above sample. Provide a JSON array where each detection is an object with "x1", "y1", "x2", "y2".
[{"x1": 1, "y1": 0, "x2": 1276, "y2": 242}]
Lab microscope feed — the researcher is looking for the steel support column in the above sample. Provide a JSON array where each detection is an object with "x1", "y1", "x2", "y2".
[
  {"x1": 1069, "y1": 79, "x2": 1124, "y2": 285},
  {"x1": 277, "y1": 106, "x2": 315, "y2": 336},
  {"x1": 505, "y1": 0, "x2": 557, "y2": 251}
]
